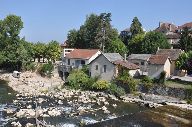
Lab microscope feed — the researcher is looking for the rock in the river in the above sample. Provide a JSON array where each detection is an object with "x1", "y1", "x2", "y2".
[
  {"x1": 16, "y1": 109, "x2": 35, "y2": 118},
  {"x1": 102, "y1": 106, "x2": 107, "y2": 111},
  {"x1": 48, "y1": 108, "x2": 61, "y2": 116},
  {"x1": 58, "y1": 100, "x2": 63, "y2": 105},
  {"x1": 26, "y1": 123, "x2": 34, "y2": 127},
  {"x1": 11, "y1": 121, "x2": 22, "y2": 127}
]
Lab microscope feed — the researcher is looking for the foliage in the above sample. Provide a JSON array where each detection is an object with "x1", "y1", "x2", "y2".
[
  {"x1": 92, "y1": 80, "x2": 110, "y2": 90},
  {"x1": 116, "y1": 72, "x2": 137, "y2": 93},
  {"x1": 81, "y1": 65, "x2": 89, "y2": 75},
  {"x1": 153, "y1": 71, "x2": 166, "y2": 84},
  {"x1": 178, "y1": 27, "x2": 192, "y2": 52},
  {"x1": 66, "y1": 13, "x2": 121, "y2": 53},
  {"x1": 140, "y1": 31, "x2": 171, "y2": 54},
  {"x1": 176, "y1": 51, "x2": 192, "y2": 74},
  {"x1": 23, "y1": 62, "x2": 36, "y2": 72},
  {"x1": 128, "y1": 33, "x2": 145, "y2": 54},
  {"x1": 130, "y1": 17, "x2": 144, "y2": 38},
  {"x1": 141, "y1": 76, "x2": 153, "y2": 91},
  {"x1": 46, "y1": 40, "x2": 61, "y2": 62},
  {"x1": 66, "y1": 69, "x2": 89, "y2": 89},
  {"x1": 107, "y1": 38, "x2": 127, "y2": 55},
  {"x1": 108, "y1": 83, "x2": 125, "y2": 97},
  {"x1": 38, "y1": 62, "x2": 54, "y2": 77},
  {"x1": 0, "y1": 15, "x2": 32, "y2": 71}
]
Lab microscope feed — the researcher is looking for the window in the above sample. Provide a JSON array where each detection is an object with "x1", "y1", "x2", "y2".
[
  {"x1": 103, "y1": 65, "x2": 107, "y2": 73},
  {"x1": 141, "y1": 61, "x2": 144, "y2": 65},
  {"x1": 81, "y1": 60, "x2": 85, "y2": 65},
  {"x1": 68, "y1": 59, "x2": 70, "y2": 65},
  {"x1": 95, "y1": 65, "x2": 98, "y2": 70},
  {"x1": 89, "y1": 72, "x2": 91, "y2": 76}
]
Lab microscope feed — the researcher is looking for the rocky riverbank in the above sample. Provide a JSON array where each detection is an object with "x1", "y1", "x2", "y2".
[{"x1": 1, "y1": 71, "x2": 192, "y2": 126}]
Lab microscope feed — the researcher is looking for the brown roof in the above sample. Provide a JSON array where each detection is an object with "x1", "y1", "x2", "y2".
[
  {"x1": 155, "y1": 22, "x2": 178, "y2": 33},
  {"x1": 156, "y1": 49, "x2": 183, "y2": 61},
  {"x1": 61, "y1": 40, "x2": 68, "y2": 48},
  {"x1": 179, "y1": 22, "x2": 192, "y2": 29},
  {"x1": 113, "y1": 60, "x2": 140, "y2": 70},
  {"x1": 65, "y1": 49, "x2": 100, "y2": 59},
  {"x1": 148, "y1": 55, "x2": 169, "y2": 65}
]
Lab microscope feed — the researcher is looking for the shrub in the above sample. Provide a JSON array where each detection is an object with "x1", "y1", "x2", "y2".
[
  {"x1": 92, "y1": 80, "x2": 110, "y2": 90},
  {"x1": 108, "y1": 83, "x2": 125, "y2": 97},
  {"x1": 38, "y1": 62, "x2": 54, "y2": 77},
  {"x1": 159, "y1": 71, "x2": 166, "y2": 84},
  {"x1": 82, "y1": 76, "x2": 100, "y2": 90},
  {"x1": 66, "y1": 69, "x2": 89, "y2": 89},
  {"x1": 23, "y1": 62, "x2": 36, "y2": 72},
  {"x1": 141, "y1": 76, "x2": 153, "y2": 91},
  {"x1": 115, "y1": 74, "x2": 137, "y2": 93}
]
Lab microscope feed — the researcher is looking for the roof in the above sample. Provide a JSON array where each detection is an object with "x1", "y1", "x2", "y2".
[
  {"x1": 113, "y1": 60, "x2": 140, "y2": 70},
  {"x1": 65, "y1": 49, "x2": 100, "y2": 59},
  {"x1": 128, "y1": 54, "x2": 152, "y2": 61},
  {"x1": 156, "y1": 49, "x2": 183, "y2": 61},
  {"x1": 148, "y1": 55, "x2": 169, "y2": 65},
  {"x1": 122, "y1": 28, "x2": 130, "y2": 32},
  {"x1": 103, "y1": 53, "x2": 123, "y2": 62},
  {"x1": 179, "y1": 22, "x2": 192, "y2": 29},
  {"x1": 155, "y1": 22, "x2": 178, "y2": 33}
]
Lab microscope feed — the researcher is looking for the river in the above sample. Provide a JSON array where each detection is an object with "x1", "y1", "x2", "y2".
[{"x1": 0, "y1": 80, "x2": 147, "y2": 126}]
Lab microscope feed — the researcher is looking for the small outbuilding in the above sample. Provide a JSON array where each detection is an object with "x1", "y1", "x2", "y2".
[{"x1": 12, "y1": 71, "x2": 21, "y2": 78}]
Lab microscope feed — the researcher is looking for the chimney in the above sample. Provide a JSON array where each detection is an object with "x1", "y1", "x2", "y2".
[
  {"x1": 169, "y1": 24, "x2": 172, "y2": 31},
  {"x1": 159, "y1": 22, "x2": 163, "y2": 27},
  {"x1": 124, "y1": 54, "x2": 127, "y2": 61}
]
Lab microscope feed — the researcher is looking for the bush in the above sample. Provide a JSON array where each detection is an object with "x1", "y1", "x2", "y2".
[
  {"x1": 159, "y1": 71, "x2": 166, "y2": 84},
  {"x1": 108, "y1": 83, "x2": 125, "y2": 97},
  {"x1": 141, "y1": 76, "x2": 153, "y2": 91},
  {"x1": 116, "y1": 74, "x2": 137, "y2": 93},
  {"x1": 38, "y1": 62, "x2": 54, "y2": 77},
  {"x1": 92, "y1": 80, "x2": 110, "y2": 90},
  {"x1": 66, "y1": 69, "x2": 89, "y2": 89},
  {"x1": 82, "y1": 76, "x2": 100, "y2": 90},
  {"x1": 23, "y1": 62, "x2": 36, "y2": 72}
]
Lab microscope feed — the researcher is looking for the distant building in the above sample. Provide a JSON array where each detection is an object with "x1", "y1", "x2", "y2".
[
  {"x1": 155, "y1": 22, "x2": 180, "y2": 46},
  {"x1": 178, "y1": 22, "x2": 192, "y2": 32}
]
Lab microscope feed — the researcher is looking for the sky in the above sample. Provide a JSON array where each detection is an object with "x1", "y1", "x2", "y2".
[{"x1": 0, "y1": 0, "x2": 192, "y2": 43}]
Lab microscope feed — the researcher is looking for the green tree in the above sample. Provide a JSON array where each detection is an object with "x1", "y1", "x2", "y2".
[
  {"x1": 107, "y1": 38, "x2": 127, "y2": 55},
  {"x1": 130, "y1": 17, "x2": 144, "y2": 38},
  {"x1": 67, "y1": 13, "x2": 119, "y2": 52},
  {"x1": 140, "y1": 31, "x2": 171, "y2": 54},
  {"x1": 128, "y1": 33, "x2": 145, "y2": 54},
  {"x1": 178, "y1": 27, "x2": 192, "y2": 52},
  {"x1": 47, "y1": 40, "x2": 61, "y2": 62},
  {"x1": 34, "y1": 42, "x2": 47, "y2": 62},
  {"x1": 0, "y1": 15, "x2": 31, "y2": 71}
]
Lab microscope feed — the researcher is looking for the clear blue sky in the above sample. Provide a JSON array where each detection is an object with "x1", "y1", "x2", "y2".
[{"x1": 0, "y1": 0, "x2": 191, "y2": 43}]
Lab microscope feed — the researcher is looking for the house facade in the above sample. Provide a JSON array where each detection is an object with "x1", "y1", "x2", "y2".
[
  {"x1": 156, "y1": 49, "x2": 183, "y2": 75},
  {"x1": 148, "y1": 55, "x2": 171, "y2": 78},
  {"x1": 127, "y1": 54, "x2": 151, "y2": 75},
  {"x1": 89, "y1": 53, "x2": 140, "y2": 81},
  {"x1": 64, "y1": 49, "x2": 101, "y2": 69}
]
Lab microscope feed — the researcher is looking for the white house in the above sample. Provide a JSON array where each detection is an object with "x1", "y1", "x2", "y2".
[{"x1": 148, "y1": 55, "x2": 171, "y2": 78}]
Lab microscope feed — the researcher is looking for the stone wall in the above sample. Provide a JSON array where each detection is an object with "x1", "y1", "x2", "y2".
[{"x1": 138, "y1": 84, "x2": 191, "y2": 99}]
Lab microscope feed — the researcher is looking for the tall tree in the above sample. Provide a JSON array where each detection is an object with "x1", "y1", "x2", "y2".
[
  {"x1": 128, "y1": 33, "x2": 145, "y2": 54},
  {"x1": 67, "y1": 13, "x2": 120, "y2": 53},
  {"x1": 178, "y1": 27, "x2": 192, "y2": 52},
  {"x1": 130, "y1": 17, "x2": 144, "y2": 38},
  {"x1": 140, "y1": 31, "x2": 171, "y2": 54},
  {"x1": 46, "y1": 40, "x2": 61, "y2": 62}
]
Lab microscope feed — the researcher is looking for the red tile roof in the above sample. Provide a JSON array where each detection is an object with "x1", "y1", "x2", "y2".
[
  {"x1": 156, "y1": 49, "x2": 183, "y2": 61},
  {"x1": 113, "y1": 60, "x2": 140, "y2": 70},
  {"x1": 179, "y1": 22, "x2": 192, "y2": 29},
  {"x1": 65, "y1": 49, "x2": 100, "y2": 59},
  {"x1": 155, "y1": 22, "x2": 178, "y2": 33},
  {"x1": 148, "y1": 55, "x2": 169, "y2": 65}
]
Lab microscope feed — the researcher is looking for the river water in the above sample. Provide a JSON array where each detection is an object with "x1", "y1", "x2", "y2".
[{"x1": 0, "y1": 80, "x2": 147, "y2": 127}]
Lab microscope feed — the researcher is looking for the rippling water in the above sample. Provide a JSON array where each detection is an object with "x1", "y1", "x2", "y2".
[{"x1": 0, "y1": 80, "x2": 147, "y2": 126}]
